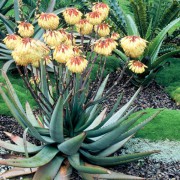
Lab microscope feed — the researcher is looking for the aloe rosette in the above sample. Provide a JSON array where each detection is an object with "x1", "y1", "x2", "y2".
[{"x1": 0, "y1": 1, "x2": 162, "y2": 179}]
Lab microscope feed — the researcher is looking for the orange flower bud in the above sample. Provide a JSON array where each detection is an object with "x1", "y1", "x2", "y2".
[
  {"x1": 43, "y1": 30, "x2": 67, "y2": 47},
  {"x1": 66, "y1": 55, "x2": 88, "y2": 73},
  {"x1": 94, "y1": 23, "x2": 110, "y2": 37},
  {"x1": 38, "y1": 13, "x2": 59, "y2": 30},
  {"x1": 111, "y1": 32, "x2": 120, "y2": 40},
  {"x1": 3, "y1": 34, "x2": 21, "y2": 50},
  {"x1": 17, "y1": 22, "x2": 34, "y2": 37},
  {"x1": 120, "y1": 36, "x2": 147, "y2": 58},
  {"x1": 64, "y1": 33, "x2": 76, "y2": 46},
  {"x1": 92, "y1": 3, "x2": 110, "y2": 20},
  {"x1": 128, "y1": 60, "x2": 147, "y2": 74},
  {"x1": 53, "y1": 44, "x2": 74, "y2": 63},
  {"x1": 94, "y1": 38, "x2": 117, "y2": 56},
  {"x1": 86, "y1": 11, "x2": 104, "y2": 25},
  {"x1": 76, "y1": 19, "x2": 93, "y2": 35},
  {"x1": 63, "y1": 8, "x2": 82, "y2": 25}
]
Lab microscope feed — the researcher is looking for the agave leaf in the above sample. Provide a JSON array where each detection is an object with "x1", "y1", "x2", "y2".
[
  {"x1": 145, "y1": 19, "x2": 152, "y2": 40},
  {"x1": 57, "y1": 132, "x2": 86, "y2": 155},
  {"x1": 40, "y1": 59, "x2": 50, "y2": 103},
  {"x1": 33, "y1": 156, "x2": 64, "y2": 180},
  {"x1": 84, "y1": 108, "x2": 107, "y2": 131},
  {"x1": 115, "y1": 110, "x2": 162, "y2": 143},
  {"x1": 82, "y1": 112, "x2": 144, "y2": 152},
  {"x1": 146, "y1": 17, "x2": 180, "y2": 63},
  {"x1": 94, "y1": 94, "x2": 123, "y2": 129},
  {"x1": 0, "y1": 86, "x2": 51, "y2": 143},
  {"x1": 0, "y1": 146, "x2": 59, "y2": 168},
  {"x1": 0, "y1": 139, "x2": 43, "y2": 153},
  {"x1": 35, "y1": 127, "x2": 50, "y2": 136},
  {"x1": 46, "y1": 0, "x2": 56, "y2": 13},
  {"x1": 0, "y1": 0, "x2": 8, "y2": 9},
  {"x1": 33, "y1": 28, "x2": 44, "y2": 39},
  {"x1": 54, "y1": 160, "x2": 72, "y2": 180},
  {"x1": 93, "y1": 170, "x2": 145, "y2": 179},
  {"x1": 97, "y1": 135, "x2": 134, "y2": 157},
  {"x1": 14, "y1": 0, "x2": 20, "y2": 21},
  {"x1": 2, "y1": 60, "x2": 15, "y2": 73},
  {"x1": 2, "y1": 71, "x2": 25, "y2": 113},
  {"x1": 125, "y1": 14, "x2": 139, "y2": 36},
  {"x1": 94, "y1": 74, "x2": 109, "y2": 101},
  {"x1": 0, "y1": 167, "x2": 37, "y2": 179},
  {"x1": 4, "y1": 131, "x2": 37, "y2": 148},
  {"x1": 50, "y1": 95, "x2": 64, "y2": 143},
  {"x1": 68, "y1": 155, "x2": 110, "y2": 174},
  {"x1": 80, "y1": 150, "x2": 159, "y2": 166},
  {"x1": 86, "y1": 75, "x2": 109, "y2": 122},
  {"x1": 53, "y1": 8, "x2": 67, "y2": 15},
  {"x1": 151, "y1": 50, "x2": 180, "y2": 68},
  {"x1": 26, "y1": 102, "x2": 41, "y2": 127},
  {"x1": 0, "y1": 42, "x2": 9, "y2": 49},
  {"x1": 102, "y1": 87, "x2": 142, "y2": 128},
  {"x1": 0, "y1": 13, "x2": 15, "y2": 33},
  {"x1": 87, "y1": 107, "x2": 136, "y2": 139}
]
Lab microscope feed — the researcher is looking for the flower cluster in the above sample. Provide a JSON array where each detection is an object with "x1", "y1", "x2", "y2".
[
  {"x1": 120, "y1": 36, "x2": 148, "y2": 74},
  {"x1": 3, "y1": 2, "x2": 148, "y2": 74}
]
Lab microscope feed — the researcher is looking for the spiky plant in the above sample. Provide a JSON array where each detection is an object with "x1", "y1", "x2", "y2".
[{"x1": 0, "y1": 2, "x2": 162, "y2": 179}]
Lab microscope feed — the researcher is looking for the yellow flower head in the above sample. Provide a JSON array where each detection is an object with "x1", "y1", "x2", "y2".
[
  {"x1": 120, "y1": 36, "x2": 147, "y2": 58},
  {"x1": 12, "y1": 38, "x2": 49, "y2": 66},
  {"x1": 43, "y1": 30, "x2": 67, "y2": 48},
  {"x1": 86, "y1": 11, "x2": 104, "y2": 25},
  {"x1": 38, "y1": 13, "x2": 59, "y2": 30},
  {"x1": 73, "y1": 46, "x2": 82, "y2": 56},
  {"x1": 63, "y1": 8, "x2": 82, "y2": 25},
  {"x1": 111, "y1": 32, "x2": 120, "y2": 40},
  {"x1": 17, "y1": 22, "x2": 34, "y2": 37},
  {"x1": 66, "y1": 55, "x2": 88, "y2": 73},
  {"x1": 64, "y1": 33, "x2": 76, "y2": 45},
  {"x1": 76, "y1": 19, "x2": 93, "y2": 35},
  {"x1": 128, "y1": 60, "x2": 147, "y2": 74},
  {"x1": 94, "y1": 23, "x2": 110, "y2": 37},
  {"x1": 53, "y1": 44, "x2": 74, "y2": 63},
  {"x1": 94, "y1": 38, "x2": 113, "y2": 56},
  {"x1": 3, "y1": 34, "x2": 21, "y2": 50},
  {"x1": 92, "y1": 3, "x2": 110, "y2": 20},
  {"x1": 105, "y1": 38, "x2": 118, "y2": 50}
]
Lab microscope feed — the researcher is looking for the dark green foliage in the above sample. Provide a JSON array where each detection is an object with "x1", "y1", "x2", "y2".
[
  {"x1": 130, "y1": 0, "x2": 147, "y2": 38},
  {"x1": 108, "y1": 0, "x2": 127, "y2": 35},
  {"x1": 156, "y1": 58, "x2": 180, "y2": 104}
]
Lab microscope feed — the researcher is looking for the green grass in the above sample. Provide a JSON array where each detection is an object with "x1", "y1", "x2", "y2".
[
  {"x1": 156, "y1": 58, "x2": 180, "y2": 104},
  {"x1": 132, "y1": 108, "x2": 180, "y2": 141},
  {"x1": 0, "y1": 61, "x2": 36, "y2": 116}
]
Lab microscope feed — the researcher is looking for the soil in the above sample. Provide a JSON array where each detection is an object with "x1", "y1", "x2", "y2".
[{"x1": 0, "y1": 72, "x2": 179, "y2": 179}]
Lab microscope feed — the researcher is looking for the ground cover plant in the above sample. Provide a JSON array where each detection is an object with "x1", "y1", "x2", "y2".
[
  {"x1": 131, "y1": 108, "x2": 180, "y2": 141},
  {"x1": 156, "y1": 58, "x2": 180, "y2": 105},
  {"x1": 0, "y1": 1, "x2": 165, "y2": 179}
]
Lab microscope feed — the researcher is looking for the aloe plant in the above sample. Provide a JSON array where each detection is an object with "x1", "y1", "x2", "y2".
[{"x1": 0, "y1": 2, "x2": 162, "y2": 179}]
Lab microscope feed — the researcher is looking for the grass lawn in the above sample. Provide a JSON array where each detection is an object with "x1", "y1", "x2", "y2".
[{"x1": 132, "y1": 108, "x2": 180, "y2": 141}]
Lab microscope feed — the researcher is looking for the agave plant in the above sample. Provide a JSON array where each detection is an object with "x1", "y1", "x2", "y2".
[{"x1": 0, "y1": 2, "x2": 161, "y2": 179}]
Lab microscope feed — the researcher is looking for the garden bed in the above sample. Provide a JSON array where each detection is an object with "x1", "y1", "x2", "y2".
[{"x1": 0, "y1": 72, "x2": 179, "y2": 179}]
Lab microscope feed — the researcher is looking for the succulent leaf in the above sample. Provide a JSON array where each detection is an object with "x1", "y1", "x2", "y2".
[
  {"x1": 50, "y1": 95, "x2": 64, "y2": 143},
  {"x1": 0, "y1": 146, "x2": 59, "y2": 167},
  {"x1": 57, "y1": 132, "x2": 86, "y2": 155},
  {"x1": 33, "y1": 156, "x2": 64, "y2": 180}
]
